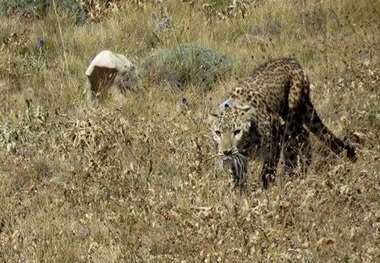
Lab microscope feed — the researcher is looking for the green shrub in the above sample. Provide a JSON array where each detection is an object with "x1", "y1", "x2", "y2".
[
  {"x1": 140, "y1": 43, "x2": 232, "y2": 90},
  {"x1": 0, "y1": 0, "x2": 86, "y2": 24}
]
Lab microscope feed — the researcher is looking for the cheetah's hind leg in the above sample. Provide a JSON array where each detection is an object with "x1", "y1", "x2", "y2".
[
  {"x1": 261, "y1": 120, "x2": 283, "y2": 189},
  {"x1": 282, "y1": 111, "x2": 312, "y2": 178},
  {"x1": 282, "y1": 124, "x2": 312, "y2": 178}
]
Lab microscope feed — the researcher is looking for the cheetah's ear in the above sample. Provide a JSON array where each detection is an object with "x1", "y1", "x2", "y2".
[{"x1": 235, "y1": 103, "x2": 253, "y2": 122}]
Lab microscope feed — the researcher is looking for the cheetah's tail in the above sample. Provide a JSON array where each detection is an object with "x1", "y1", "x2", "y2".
[{"x1": 302, "y1": 99, "x2": 357, "y2": 162}]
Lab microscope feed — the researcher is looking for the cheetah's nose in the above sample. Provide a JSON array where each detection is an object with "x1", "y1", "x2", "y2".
[{"x1": 223, "y1": 150, "x2": 233, "y2": 156}]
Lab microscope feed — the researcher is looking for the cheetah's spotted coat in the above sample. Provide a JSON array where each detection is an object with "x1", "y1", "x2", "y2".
[{"x1": 210, "y1": 58, "x2": 357, "y2": 189}]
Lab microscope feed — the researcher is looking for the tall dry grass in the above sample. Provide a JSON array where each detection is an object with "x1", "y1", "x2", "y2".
[{"x1": 0, "y1": 0, "x2": 379, "y2": 262}]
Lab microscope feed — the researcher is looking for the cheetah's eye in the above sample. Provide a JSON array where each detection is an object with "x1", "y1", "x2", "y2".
[
  {"x1": 234, "y1": 129, "x2": 242, "y2": 136},
  {"x1": 214, "y1": 130, "x2": 221, "y2": 137}
]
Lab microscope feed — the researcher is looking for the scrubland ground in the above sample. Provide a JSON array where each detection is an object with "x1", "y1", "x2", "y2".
[{"x1": 0, "y1": 0, "x2": 379, "y2": 262}]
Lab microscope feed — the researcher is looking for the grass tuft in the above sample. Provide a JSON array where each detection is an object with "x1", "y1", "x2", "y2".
[{"x1": 140, "y1": 43, "x2": 233, "y2": 90}]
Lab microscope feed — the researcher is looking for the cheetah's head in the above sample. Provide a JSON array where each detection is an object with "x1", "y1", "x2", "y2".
[{"x1": 209, "y1": 103, "x2": 253, "y2": 160}]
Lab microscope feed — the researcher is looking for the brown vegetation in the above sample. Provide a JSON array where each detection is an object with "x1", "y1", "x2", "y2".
[{"x1": 0, "y1": 0, "x2": 379, "y2": 262}]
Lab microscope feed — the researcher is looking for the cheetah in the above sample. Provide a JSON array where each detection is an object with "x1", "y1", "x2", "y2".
[{"x1": 209, "y1": 57, "x2": 357, "y2": 190}]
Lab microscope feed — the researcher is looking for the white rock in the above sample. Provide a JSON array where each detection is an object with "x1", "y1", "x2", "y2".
[{"x1": 85, "y1": 50, "x2": 140, "y2": 100}]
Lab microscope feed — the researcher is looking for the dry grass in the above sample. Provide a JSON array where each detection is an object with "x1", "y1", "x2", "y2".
[{"x1": 0, "y1": 0, "x2": 379, "y2": 262}]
